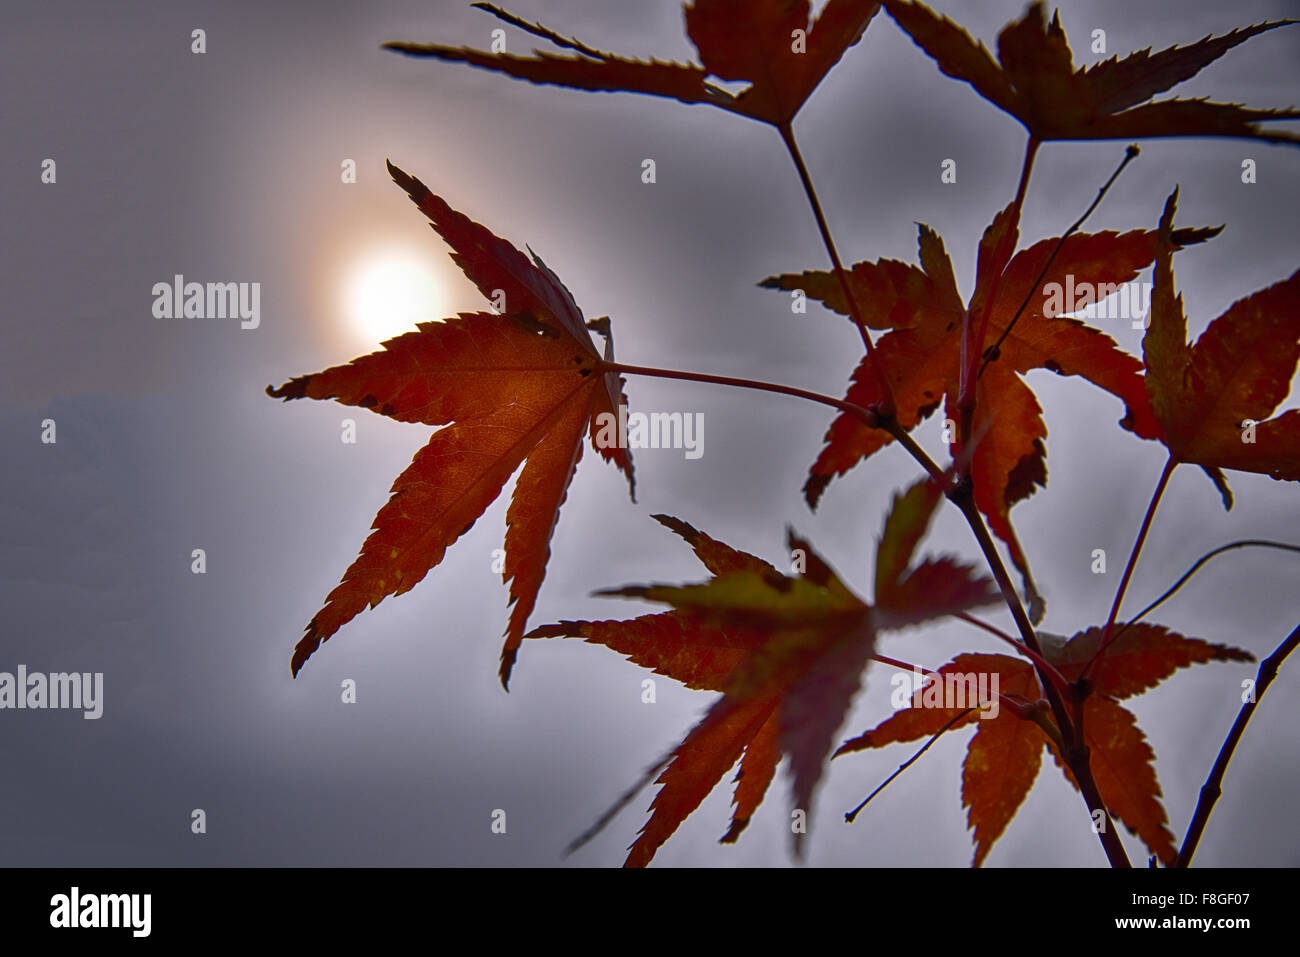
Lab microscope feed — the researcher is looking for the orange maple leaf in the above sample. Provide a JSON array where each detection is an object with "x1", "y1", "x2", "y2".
[
  {"x1": 837, "y1": 626, "x2": 1254, "y2": 865},
  {"x1": 883, "y1": 0, "x2": 1300, "y2": 145},
  {"x1": 1142, "y1": 188, "x2": 1300, "y2": 491},
  {"x1": 267, "y1": 161, "x2": 633, "y2": 687},
  {"x1": 762, "y1": 213, "x2": 1216, "y2": 617},
  {"x1": 384, "y1": 0, "x2": 880, "y2": 127},
  {"x1": 527, "y1": 476, "x2": 996, "y2": 866}
]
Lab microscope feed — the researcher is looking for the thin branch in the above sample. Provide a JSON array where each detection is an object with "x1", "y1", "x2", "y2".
[
  {"x1": 951, "y1": 613, "x2": 1019, "y2": 642},
  {"x1": 955, "y1": 611, "x2": 1019, "y2": 646},
  {"x1": 1114, "y1": 540, "x2": 1300, "y2": 646},
  {"x1": 955, "y1": 611, "x2": 1072, "y2": 696},
  {"x1": 1084, "y1": 454, "x2": 1176, "y2": 679},
  {"x1": 949, "y1": 487, "x2": 1044, "y2": 658},
  {"x1": 871, "y1": 652, "x2": 934, "y2": 675},
  {"x1": 878, "y1": 416, "x2": 951, "y2": 488},
  {"x1": 957, "y1": 135, "x2": 1040, "y2": 456},
  {"x1": 564, "y1": 744, "x2": 675, "y2": 858},
  {"x1": 978, "y1": 143, "x2": 1141, "y2": 376},
  {"x1": 951, "y1": 486, "x2": 1078, "y2": 727},
  {"x1": 777, "y1": 121, "x2": 897, "y2": 418},
  {"x1": 845, "y1": 709, "x2": 974, "y2": 823},
  {"x1": 602, "y1": 360, "x2": 879, "y2": 427},
  {"x1": 949, "y1": 484, "x2": 1130, "y2": 868},
  {"x1": 605, "y1": 360, "x2": 958, "y2": 488},
  {"x1": 1177, "y1": 624, "x2": 1300, "y2": 867}
]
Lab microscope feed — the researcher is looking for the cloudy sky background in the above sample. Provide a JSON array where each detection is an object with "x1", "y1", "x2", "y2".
[{"x1": 1, "y1": 0, "x2": 1298, "y2": 867}]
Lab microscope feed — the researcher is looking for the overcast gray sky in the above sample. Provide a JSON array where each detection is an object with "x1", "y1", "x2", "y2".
[{"x1": 1, "y1": 0, "x2": 1298, "y2": 867}]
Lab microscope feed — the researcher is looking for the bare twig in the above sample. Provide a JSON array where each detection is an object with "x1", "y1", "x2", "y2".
[
  {"x1": 845, "y1": 709, "x2": 974, "y2": 823},
  {"x1": 1084, "y1": 454, "x2": 1177, "y2": 680},
  {"x1": 948, "y1": 484, "x2": 1131, "y2": 868},
  {"x1": 978, "y1": 144, "x2": 1140, "y2": 375},
  {"x1": 778, "y1": 121, "x2": 897, "y2": 418},
  {"x1": 955, "y1": 612, "x2": 1071, "y2": 696},
  {"x1": 602, "y1": 361, "x2": 880, "y2": 427},
  {"x1": 1176, "y1": 624, "x2": 1300, "y2": 867},
  {"x1": 1112, "y1": 540, "x2": 1300, "y2": 644}
]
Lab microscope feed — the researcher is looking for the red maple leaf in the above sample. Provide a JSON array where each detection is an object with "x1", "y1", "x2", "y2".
[
  {"x1": 526, "y1": 475, "x2": 996, "y2": 866},
  {"x1": 384, "y1": 0, "x2": 880, "y2": 127},
  {"x1": 267, "y1": 161, "x2": 633, "y2": 687},
  {"x1": 837, "y1": 625, "x2": 1254, "y2": 865},
  {"x1": 762, "y1": 214, "x2": 1216, "y2": 616},
  {"x1": 883, "y1": 0, "x2": 1300, "y2": 145},
  {"x1": 1142, "y1": 188, "x2": 1300, "y2": 494}
]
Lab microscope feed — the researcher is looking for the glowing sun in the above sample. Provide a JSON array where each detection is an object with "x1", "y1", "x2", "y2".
[{"x1": 347, "y1": 254, "x2": 443, "y2": 344}]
